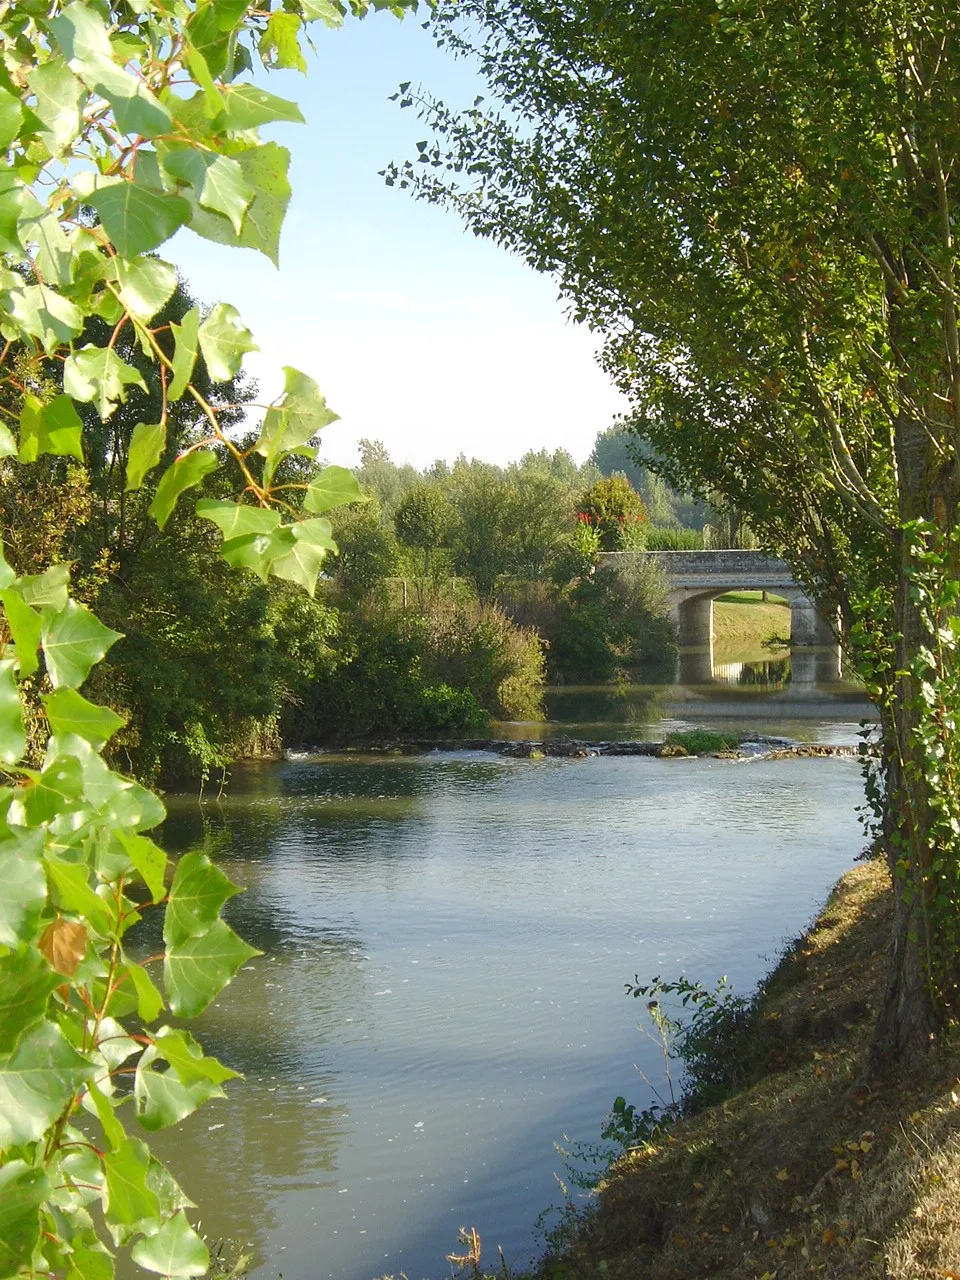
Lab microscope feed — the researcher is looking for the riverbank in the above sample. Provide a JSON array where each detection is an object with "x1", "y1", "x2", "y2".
[
  {"x1": 291, "y1": 734, "x2": 861, "y2": 760},
  {"x1": 526, "y1": 857, "x2": 960, "y2": 1280}
]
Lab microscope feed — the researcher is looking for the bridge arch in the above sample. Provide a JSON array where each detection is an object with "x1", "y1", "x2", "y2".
[{"x1": 598, "y1": 550, "x2": 837, "y2": 648}]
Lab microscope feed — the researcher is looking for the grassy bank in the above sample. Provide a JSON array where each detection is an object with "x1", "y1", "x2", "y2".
[
  {"x1": 713, "y1": 593, "x2": 791, "y2": 653},
  {"x1": 530, "y1": 858, "x2": 960, "y2": 1280}
]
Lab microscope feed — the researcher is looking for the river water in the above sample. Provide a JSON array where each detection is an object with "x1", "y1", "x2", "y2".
[{"x1": 148, "y1": 676, "x2": 871, "y2": 1280}]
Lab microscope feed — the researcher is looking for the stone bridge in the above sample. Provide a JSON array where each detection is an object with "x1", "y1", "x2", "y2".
[{"x1": 597, "y1": 550, "x2": 837, "y2": 647}]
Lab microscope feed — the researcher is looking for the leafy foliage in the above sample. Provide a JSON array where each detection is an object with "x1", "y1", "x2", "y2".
[
  {"x1": 0, "y1": 0, "x2": 422, "y2": 1271},
  {"x1": 400, "y1": 0, "x2": 960, "y2": 1062}
]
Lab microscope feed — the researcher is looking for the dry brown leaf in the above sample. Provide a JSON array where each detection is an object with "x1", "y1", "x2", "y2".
[
  {"x1": 776, "y1": 1168, "x2": 789, "y2": 1181},
  {"x1": 39, "y1": 918, "x2": 88, "y2": 976}
]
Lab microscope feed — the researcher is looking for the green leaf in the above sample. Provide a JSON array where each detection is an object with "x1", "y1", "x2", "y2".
[
  {"x1": 85, "y1": 179, "x2": 191, "y2": 257},
  {"x1": 0, "y1": 658, "x2": 23, "y2": 765},
  {"x1": 255, "y1": 366, "x2": 338, "y2": 481},
  {"x1": 197, "y1": 302, "x2": 257, "y2": 381},
  {"x1": 131, "y1": 1211, "x2": 209, "y2": 1278},
  {"x1": 41, "y1": 599, "x2": 123, "y2": 689},
  {"x1": 269, "y1": 518, "x2": 337, "y2": 595},
  {"x1": 163, "y1": 851, "x2": 242, "y2": 947},
  {"x1": 0, "y1": 588, "x2": 41, "y2": 677},
  {"x1": 18, "y1": 756, "x2": 85, "y2": 826},
  {"x1": 134, "y1": 1043, "x2": 225, "y2": 1131},
  {"x1": 184, "y1": 142, "x2": 291, "y2": 265},
  {"x1": 0, "y1": 947, "x2": 59, "y2": 1054},
  {"x1": 260, "y1": 10, "x2": 307, "y2": 70},
  {"x1": 27, "y1": 57, "x2": 85, "y2": 156},
  {"x1": 168, "y1": 307, "x2": 200, "y2": 402},
  {"x1": 195, "y1": 499, "x2": 281, "y2": 540},
  {"x1": 45, "y1": 857, "x2": 115, "y2": 937},
  {"x1": 0, "y1": 1161, "x2": 50, "y2": 1279},
  {"x1": 148, "y1": 451, "x2": 219, "y2": 530},
  {"x1": 64, "y1": 345, "x2": 148, "y2": 421},
  {"x1": 300, "y1": 0, "x2": 345, "y2": 25},
  {"x1": 0, "y1": 84, "x2": 23, "y2": 150},
  {"x1": 219, "y1": 528, "x2": 292, "y2": 579},
  {"x1": 164, "y1": 919, "x2": 260, "y2": 1018},
  {"x1": 109, "y1": 256, "x2": 177, "y2": 323},
  {"x1": 0, "y1": 1021, "x2": 92, "y2": 1146},
  {"x1": 115, "y1": 830, "x2": 166, "y2": 902},
  {"x1": 218, "y1": 83, "x2": 305, "y2": 130},
  {"x1": 0, "y1": 833, "x2": 46, "y2": 946},
  {"x1": 161, "y1": 148, "x2": 254, "y2": 235},
  {"x1": 103, "y1": 1138, "x2": 162, "y2": 1245},
  {"x1": 0, "y1": 423, "x2": 16, "y2": 459},
  {"x1": 85, "y1": 1078, "x2": 127, "y2": 1151},
  {"x1": 152, "y1": 1027, "x2": 240, "y2": 1086},
  {"x1": 124, "y1": 960, "x2": 165, "y2": 1022},
  {"x1": 66, "y1": 1245, "x2": 115, "y2": 1280},
  {"x1": 304, "y1": 464, "x2": 363, "y2": 514},
  {"x1": 125, "y1": 422, "x2": 166, "y2": 492},
  {"x1": 17, "y1": 393, "x2": 84, "y2": 462},
  {"x1": 50, "y1": 3, "x2": 172, "y2": 138},
  {"x1": 15, "y1": 563, "x2": 69, "y2": 611},
  {"x1": 44, "y1": 687, "x2": 126, "y2": 749},
  {"x1": 6, "y1": 283, "x2": 84, "y2": 354}
]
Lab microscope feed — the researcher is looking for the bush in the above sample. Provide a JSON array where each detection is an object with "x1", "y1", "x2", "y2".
[
  {"x1": 286, "y1": 598, "x2": 545, "y2": 741},
  {"x1": 644, "y1": 527, "x2": 704, "y2": 550},
  {"x1": 548, "y1": 560, "x2": 677, "y2": 683}
]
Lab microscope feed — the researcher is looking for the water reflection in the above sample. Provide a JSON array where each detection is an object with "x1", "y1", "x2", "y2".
[{"x1": 676, "y1": 644, "x2": 846, "y2": 691}]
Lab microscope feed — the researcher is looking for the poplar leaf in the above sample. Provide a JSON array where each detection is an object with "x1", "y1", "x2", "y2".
[
  {"x1": 0, "y1": 947, "x2": 60, "y2": 1053},
  {"x1": 115, "y1": 830, "x2": 167, "y2": 902},
  {"x1": 124, "y1": 961, "x2": 165, "y2": 1022},
  {"x1": 27, "y1": 57, "x2": 85, "y2": 155},
  {"x1": 0, "y1": 658, "x2": 24, "y2": 765},
  {"x1": 41, "y1": 599, "x2": 124, "y2": 689},
  {"x1": 164, "y1": 918, "x2": 260, "y2": 1018},
  {"x1": 64, "y1": 345, "x2": 147, "y2": 421},
  {"x1": 0, "y1": 1021, "x2": 93, "y2": 1147},
  {"x1": 197, "y1": 303, "x2": 257, "y2": 381},
  {"x1": 0, "y1": 1161, "x2": 50, "y2": 1278},
  {"x1": 44, "y1": 687, "x2": 126, "y2": 748},
  {"x1": 168, "y1": 307, "x2": 200, "y2": 401},
  {"x1": 255, "y1": 366, "x2": 338, "y2": 478},
  {"x1": 195, "y1": 499, "x2": 281, "y2": 540},
  {"x1": 125, "y1": 422, "x2": 166, "y2": 492},
  {"x1": 109, "y1": 257, "x2": 177, "y2": 322},
  {"x1": 130, "y1": 1210, "x2": 209, "y2": 1277},
  {"x1": 269, "y1": 518, "x2": 337, "y2": 595},
  {"x1": 219, "y1": 83, "x2": 305, "y2": 129},
  {"x1": 148, "y1": 452, "x2": 219, "y2": 529},
  {"x1": 85, "y1": 178, "x2": 191, "y2": 257},
  {"x1": 0, "y1": 588, "x2": 41, "y2": 677},
  {"x1": 0, "y1": 834, "x2": 46, "y2": 946},
  {"x1": 161, "y1": 149, "x2": 254, "y2": 234},
  {"x1": 185, "y1": 142, "x2": 291, "y2": 264},
  {"x1": 15, "y1": 564, "x2": 69, "y2": 611},
  {"x1": 163, "y1": 852, "x2": 242, "y2": 947},
  {"x1": 304, "y1": 465, "x2": 363, "y2": 514},
  {"x1": 103, "y1": 1138, "x2": 162, "y2": 1244},
  {"x1": 259, "y1": 11, "x2": 306, "y2": 70}
]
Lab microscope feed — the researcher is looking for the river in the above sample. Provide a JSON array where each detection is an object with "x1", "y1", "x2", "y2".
[{"x1": 146, "y1": 675, "x2": 871, "y2": 1280}]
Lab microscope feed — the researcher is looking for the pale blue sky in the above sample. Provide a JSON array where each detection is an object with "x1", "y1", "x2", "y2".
[{"x1": 170, "y1": 12, "x2": 628, "y2": 470}]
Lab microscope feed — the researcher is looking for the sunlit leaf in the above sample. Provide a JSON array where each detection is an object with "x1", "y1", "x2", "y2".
[
  {"x1": 148, "y1": 452, "x2": 219, "y2": 530},
  {"x1": 0, "y1": 1021, "x2": 92, "y2": 1147},
  {"x1": 44, "y1": 687, "x2": 126, "y2": 748},
  {"x1": 164, "y1": 918, "x2": 260, "y2": 1018},
  {"x1": 41, "y1": 599, "x2": 123, "y2": 689},
  {"x1": 130, "y1": 1210, "x2": 209, "y2": 1277},
  {"x1": 125, "y1": 422, "x2": 166, "y2": 492}
]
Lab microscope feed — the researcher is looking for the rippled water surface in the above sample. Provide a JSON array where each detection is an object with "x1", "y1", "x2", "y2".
[{"x1": 148, "y1": 745, "x2": 866, "y2": 1280}]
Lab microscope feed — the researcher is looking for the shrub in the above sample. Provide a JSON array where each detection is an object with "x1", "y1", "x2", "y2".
[{"x1": 644, "y1": 526, "x2": 704, "y2": 550}]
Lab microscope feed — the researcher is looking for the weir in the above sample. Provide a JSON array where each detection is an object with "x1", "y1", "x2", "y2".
[{"x1": 598, "y1": 549, "x2": 839, "y2": 650}]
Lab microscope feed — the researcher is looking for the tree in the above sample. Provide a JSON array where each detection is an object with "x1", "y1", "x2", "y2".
[
  {"x1": 396, "y1": 0, "x2": 960, "y2": 1065},
  {"x1": 448, "y1": 459, "x2": 515, "y2": 598},
  {"x1": 0, "y1": 0, "x2": 417, "y2": 1272},
  {"x1": 395, "y1": 480, "x2": 454, "y2": 576},
  {"x1": 578, "y1": 474, "x2": 647, "y2": 551}
]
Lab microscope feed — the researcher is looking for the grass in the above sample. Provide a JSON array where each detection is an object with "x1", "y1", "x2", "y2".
[
  {"x1": 662, "y1": 730, "x2": 741, "y2": 755},
  {"x1": 713, "y1": 595, "x2": 791, "y2": 656},
  {"x1": 532, "y1": 857, "x2": 960, "y2": 1280}
]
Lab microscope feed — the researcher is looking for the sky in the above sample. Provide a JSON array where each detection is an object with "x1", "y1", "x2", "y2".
[{"x1": 169, "y1": 12, "x2": 630, "y2": 471}]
